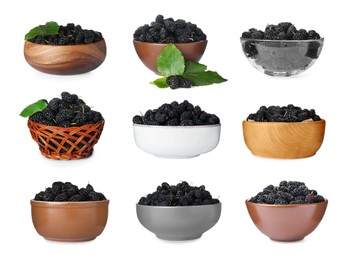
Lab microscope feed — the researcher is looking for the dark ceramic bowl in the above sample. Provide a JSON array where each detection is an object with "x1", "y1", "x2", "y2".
[
  {"x1": 246, "y1": 200, "x2": 328, "y2": 241},
  {"x1": 240, "y1": 38, "x2": 324, "y2": 76},
  {"x1": 133, "y1": 40, "x2": 207, "y2": 74},
  {"x1": 31, "y1": 200, "x2": 109, "y2": 241}
]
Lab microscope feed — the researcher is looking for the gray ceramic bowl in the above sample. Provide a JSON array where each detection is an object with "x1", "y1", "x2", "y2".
[
  {"x1": 240, "y1": 38, "x2": 324, "y2": 76},
  {"x1": 136, "y1": 203, "x2": 221, "y2": 240}
]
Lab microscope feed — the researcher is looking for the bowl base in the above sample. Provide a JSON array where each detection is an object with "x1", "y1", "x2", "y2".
[
  {"x1": 156, "y1": 234, "x2": 202, "y2": 241},
  {"x1": 251, "y1": 152, "x2": 316, "y2": 159},
  {"x1": 270, "y1": 237, "x2": 305, "y2": 242},
  {"x1": 44, "y1": 237, "x2": 96, "y2": 242},
  {"x1": 154, "y1": 154, "x2": 200, "y2": 159},
  {"x1": 40, "y1": 150, "x2": 94, "y2": 160},
  {"x1": 264, "y1": 70, "x2": 303, "y2": 77}
]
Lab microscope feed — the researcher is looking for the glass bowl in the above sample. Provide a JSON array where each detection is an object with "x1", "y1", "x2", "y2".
[{"x1": 240, "y1": 38, "x2": 324, "y2": 76}]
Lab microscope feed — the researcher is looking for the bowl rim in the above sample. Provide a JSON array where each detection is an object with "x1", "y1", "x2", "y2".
[
  {"x1": 136, "y1": 202, "x2": 221, "y2": 209},
  {"x1": 133, "y1": 123, "x2": 221, "y2": 129},
  {"x1": 133, "y1": 39, "x2": 208, "y2": 45},
  {"x1": 242, "y1": 119, "x2": 325, "y2": 125},
  {"x1": 31, "y1": 199, "x2": 109, "y2": 208},
  {"x1": 24, "y1": 38, "x2": 106, "y2": 47},
  {"x1": 239, "y1": 37, "x2": 324, "y2": 43},
  {"x1": 28, "y1": 119, "x2": 105, "y2": 129},
  {"x1": 245, "y1": 199, "x2": 328, "y2": 208}
]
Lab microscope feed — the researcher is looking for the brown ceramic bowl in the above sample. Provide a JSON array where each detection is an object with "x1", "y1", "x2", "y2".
[
  {"x1": 246, "y1": 200, "x2": 328, "y2": 241},
  {"x1": 242, "y1": 119, "x2": 326, "y2": 159},
  {"x1": 24, "y1": 39, "x2": 107, "y2": 75},
  {"x1": 133, "y1": 40, "x2": 207, "y2": 74},
  {"x1": 31, "y1": 200, "x2": 109, "y2": 242}
]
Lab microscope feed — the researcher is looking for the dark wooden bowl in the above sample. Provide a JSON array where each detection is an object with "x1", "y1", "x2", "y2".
[
  {"x1": 24, "y1": 39, "x2": 107, "y2": 75},
  {"x1": 133, "y1": 40, "x2": 207, "y2": 74}
]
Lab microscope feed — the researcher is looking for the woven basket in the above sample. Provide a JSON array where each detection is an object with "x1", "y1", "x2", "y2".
[{"x1": 27, "y1": 119, "x2": 105, "y2": 160}]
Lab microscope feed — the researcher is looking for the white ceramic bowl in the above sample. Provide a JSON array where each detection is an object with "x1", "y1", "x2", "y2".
[{"x1": 133, "y1": 124, "x2": 221, "y2": 158}]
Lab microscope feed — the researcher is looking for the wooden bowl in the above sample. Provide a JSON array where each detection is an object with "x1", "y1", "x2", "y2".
[
  {"x1": 31, "y1": 200, "x2": 109, "y2": 242},
  {"x1": 133, "y1": 40, "x2": 207, "y2": 74},
  {"x1": 242, "y1": 120, "x2": 326, "y2": 159},
  {"x1": 246, "y1": 200, "x2": 328, "y2": 241},
  {"x1": 24, "y1": 39, "x2": 107, "y2": 75}
]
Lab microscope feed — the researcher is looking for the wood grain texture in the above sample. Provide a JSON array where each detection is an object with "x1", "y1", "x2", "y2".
[
  {"x1": 242, "y1": 120, "x2": 326, "y2": 159},
  {"x1": 133, "y1": 40, "x2": 207, "y2": 74},
  {"x1": 24, "y1": 39, "x2": 106, "y2": 75}
]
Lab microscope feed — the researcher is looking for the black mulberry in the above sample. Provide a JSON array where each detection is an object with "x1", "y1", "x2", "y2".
[
  {"x1": 166, "y1": 75, "x2": 192, "y2": 89},
  {"x1": 138, "y1": 181, "x2": 219, "y2": 206}
]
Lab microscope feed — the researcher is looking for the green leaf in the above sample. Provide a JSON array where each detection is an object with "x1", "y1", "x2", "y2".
[
  {"x1": 157, "y1": 44, "x2": 185, "y2": 76},
  {"x1": 20, "y1": 100, "x2": 48, "y2": 117},
  {"x1": 150, "y1": 77, "x2": 169, "y2": 88},
  {"x1": 43, "y1": 21, "x2": 59, "y2": 34},
  {"x1": 184, "y1": 60, "x2": 207, "y2": 74},
  {"x1": 25, "y1": 21, "x2": 59, "y2": 40},
  {"x1": 183, "y1": 71, "x2": 227, "y2": 86}
]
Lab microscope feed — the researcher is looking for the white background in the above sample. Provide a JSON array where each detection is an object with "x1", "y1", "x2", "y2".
[{"x1": 0, "y1": 0, "x2": 349, "y2": 259}]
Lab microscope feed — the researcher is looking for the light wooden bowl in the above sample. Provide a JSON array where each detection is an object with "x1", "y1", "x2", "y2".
[
  {"x1": 242, "y1": 120, "x2": 326, "y2": 159},
  {"x1": 24, "y1": 39, "x2": 106, "y2": 75}
]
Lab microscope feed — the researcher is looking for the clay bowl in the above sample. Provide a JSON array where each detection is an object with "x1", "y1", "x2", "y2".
[
  {"x1": 24, "y1": 39, "x2": 107, "y2": 75},
  {"x1": 133, "y1": 40, "x2": 207, "y2": 74},
  {"x1": 246, "y1": 200, "x2": 328, "y2": 241},
  {"x1": 242, "y1": 120, "x2": 326, "y2": 159},
  {"x1": 240, "y1": 38, "x2": 324, "y2": 76},
  {"x1": 31, "y1": 200, "x2": 109, "y2": 242},
  {"x1": 133, "y1": 124, "x2": 221, "y2": 158},
  {"x1": 136, "y1": 203, "x2": 221, "y2": 241}
]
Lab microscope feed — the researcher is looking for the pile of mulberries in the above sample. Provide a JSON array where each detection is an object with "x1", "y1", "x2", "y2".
[
  {"x1": 138, "y1": 181, "x2": 220, "y2": 206},
  {"x1": 34, "y1": 182, "x2": 107, "y2": 202},
  {"x1": 133, "y1": 100, "x2": 220, "y2": 126},
  {"x1": 241, "y1": 22, "x2": 321, "y2": 40},
  {"x1": 133, "y1": 14, "x2": 206, "y2": 43},
  {"x1": 247, "y1": 105, "x2": 321, "y2": 122},
  {"x1": 249, "y1": 181, "x2": 325, "y2": 204},
  {"x1": 29, "y1": 92, "x2": 103, "y2": 127},
  {"x1": 29, "y1": 23, "x2": 103, "y2": 45},
  {"x1": 166, "y1": 75, "x2": 192, "y2": 89}
]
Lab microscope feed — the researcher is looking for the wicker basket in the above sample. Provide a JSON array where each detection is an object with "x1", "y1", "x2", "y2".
[{"x1": 27, "y1": 119, "x2": 105, "y2": 160}]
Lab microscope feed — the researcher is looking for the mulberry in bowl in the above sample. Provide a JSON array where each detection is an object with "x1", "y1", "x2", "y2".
[
  {"x1": 133, "y1": 100, "x2": 221, "y2": 158},
  {"x1": 31, "y1": 182, "x2": 109, "y2": 242},
  {"x1": 246, "y1": 181, "x2": 328, "y2": 242},
  {"x1": 137, "y1": 182, "x2": 221, "y2": 241},
  {"x1": 24, "y1": 22, "x2": 106, "y2": 75},
  {"x1": 21, "y1": 92, "x2": 104, "y2": 160},
  {"x1": 133, "y1": 15, "x2": 207, "y2": 74},
  {"x1": 243, "y1": 105, "x2": 325, "y2": 159},
  {"x1": 241, "y1": 22, "x2": 323, "y2": 76}
]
